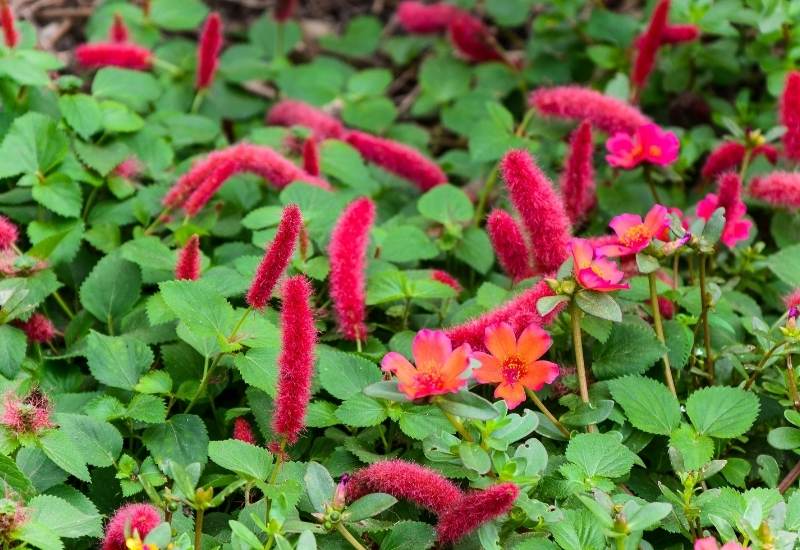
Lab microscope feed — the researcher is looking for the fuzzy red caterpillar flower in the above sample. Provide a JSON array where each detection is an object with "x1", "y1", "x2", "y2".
[
  {"x1": 274, "y1": 0, "x2": 298, "y2": 22},
  {"x1": 781, "y1": 71, "x2": 800, "y2": 161},
  {"x1": 696, "y1": 172, "x2": 751, "y2": 248},
  {"x1": 396, "y1": 1, "x2": 462, "y2": 34},
  {"x1": 232, "y1": 417, "x2": 256, "y2": 445},
  {"x1": 560, "y1": 121, "x2": 596, "y2": 224},
  {"x1": 1, "y1": 389, "x2": 53, "y2": 435},
  {"x1": 101, "y1": 503, "x2": 162, "y2": 550},
  {"x1": 701, "y1": 141, "x2": 777, "y2": 180},
  {"x1": 749, "y1": 171, "x2": 800, "y2": 210},
  {"x1": 635, "y1": 23, "x2": 700, "y2": 47},
  {"x1": 175, "y1": 235, "x2": 201, "y2": 281},
  {"x1": 14, "y1": 313, "x2": 56, "y2": 344},
  {"x1": 345, "y1": 130, "x2": 447, "y2": 191},
  {"x1": 530, "y1": 86, "x2": 651, "y2": 135},
  {"x1": 302, "y1": 136, "x2": 320, "y2": 176},
  {"x1": 630, "y1": 0, "x2": 670, "y2": 96},
  {"x1": 436, "y1": 483, "x2": 519, "y2": 544},
  {"x1": 246, "y1": 204, "x2": 303, "y2": 310},
  {"x1": 196, "y1": 12, "x2": 223, "y2": 90},
  {"x1": 0, "y1": 0, "x2": 19, "y2": 48},
  {"x1": 266, "y1": 99, "x2": 346, "y2": 141},
  {"x1": 328, "y1": 197, "x2": 376, "y2": 342},
  {"x1": 75, "y1": 43, "x2": 153, "y2": 70},
  {"x1": 448, "y1": 12, "x2": 504, "y2": 64},
  {"x1": 430, "y1": 269, "x2": 462, "y2": 293},
  {"x1": 0, "y1": 215, "x2": 18, "y2": 250},
  {"x1": 502, "y1": 149, "x2": 571, "y2": 274},
  {"x1": 109, "y1": 13, "x2": 129, "y2": 43},
  {"x1": 271, "y1": 275, "x2": 316, "y2": 447},
  {"x1": 487, "y1": 209, "x2": 533, "y2": 282}
]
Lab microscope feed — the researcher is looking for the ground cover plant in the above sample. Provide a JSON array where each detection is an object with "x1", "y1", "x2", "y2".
[{"x1": 2, "y1": 0, "x2": 800, "y2": 548}]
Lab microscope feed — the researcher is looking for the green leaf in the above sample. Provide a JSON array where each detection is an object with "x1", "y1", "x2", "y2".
[
  {"x1": 685, "y1": 386, "x2": 760, "y2": 439},
  {"x1": 92, "y1": 68, "x2": 160, "y2": 111},
  {"x1": 437, "y1": 391, "x2": 499, "y2": 420},
  {"x1": 79, "y1": 253, "x2": 141, "y2": 322},
  {"x1": 607, "y1": 375, "x2": 681, "y2": 435},
  {"x1": 363, "y1": 381, "x2": 410, "y2": 402},
  {"x1": 418, "y1": 185, "x2": 473, "y2": 224},
  {"x1": 592, "y1": 321, "x2": 666, "y2": 379},
  {"x1": 39, "y1": 430, "x2": 91, "y2": 482},
  {"x1": 670, "y1": 424, "x2": 714, "y2": 471},
  {"x1": 767, "y1": 427, "x2": 800, "y2": 450},
  {"x1": 235, "y1": 347, "x2": 279, "y2": 396},
  {"x1": 664, "y1": 320, "x2": 693, "y2": 368},
  {"x1": 56, "y1": 413, "x2": 123, "y2": 468},
  {"x1": 142, "y1": 414, "x2": 209, "y2": 466},
  {"x1": 304, "y1": 462, "x2": 335, "y2": 513},
  {"x1": 17, "y1": 522, "x2": 63, "y2": 550},
  {"x1": 419, "y1": 57, "x2": 470, "y2": 104},
  {"x1": 150, "y1": 0, "x2": 208, "y2": 30},
  {"x1": 120, "y1": 236, "x2": 177, "y2": 271},
  {"x1": 74, "y1": 141, "x2": 130, "y2": 176},
  {"x1": 209, "y1": 439, "x2": 272, "y2": 480},
  {"x1": 28, "y1": 494, "x2": 102, "y2": 538},
  {"x1": 319, "y1": 140, "x2": 379, "y2": 194},
  {"x1": 380, "y1": 521, "x2": 436, "y2": 550},
  {"x1": 0, "y1": 112, "x2": 69, "y2": 178},
  {"x1": 0, "y1": 325, "x2": 26, "y2": 378},
  {"x1": 459, "y1": 442, "x2": 491, "y2": 474},
  {"x1": 135, "y1": 371, "x2": 173, "y2": 394},
  {"x1": 626, "y1": 502, "x2": 673, "y2": 531},
  {"x1": 31, "y1": 173, "x2": 82, "y2": 218},
  {"x1": 85, "y1": 331, "x2": 152, "y2": 390},
  {"x1": 317, "y1": 348, "x2": 381, "y2": 400},
  {"x1": 575, "y1": 291, "x2": 622, "y2": 322},
  {"x1": 159, "y1": 280, "x2": 234, "y2": 337},
  {"x1": 335, "y1": 394, "x2": 387, "y2": 427},
  {"x1": 59, "y1": 94, "x2": 103, "y2": 139},
  {"x1": 767, "y1": 244, "x2": 800, "y2": 287},
  {"x1": 346, "y1": 493, "x2": 397, "y2": 522},
  {"x1": 565, "y1": 433, "x2": 637, "y2": 479},
  {"x1": 454, "y1": 227, "x2": 494, "y2": 274},
  {"x1": 126, "y1": 394, "x2": 167, "y2": 424},
  {"x1": 378, "y1": 226, "x2": 438, "y2": 263},
  {"x1": 319, "y1": 16, "x2": 381, "y2": 58},
  {"x1": 0, "y1": 454, "x2": 34, "y2": 497},
  {"x1": 0, "y1": 57, "x2": 51, "y2": 86}
]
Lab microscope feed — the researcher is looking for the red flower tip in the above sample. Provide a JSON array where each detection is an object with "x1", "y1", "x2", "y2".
[
  {"x1": 749, "y1": 171, "x2": 800, "y2": 210},
  {"x1": 101, "y1": 503, "x2": 162, "y2": 550},
  {"x1": 784, "y1": 289, "x2": 800, "y2": 310},
  {"x1": 345, "y1": 130, "x2": 447, "y2": 191},
  {"x1": 329, "y1": 197, "x2": 376, "y2": 342},
  {"x1": 15, "y1": 313, "x2": 56, "y2": 344},
  {"x1": 631, "y1": 0, "x2": 670, "y2": 91},
  {"x1": 487, "y1": 209, "x2": 533, "y2": 282},
  {"x1": 782, "y1": 71, "x2": 800, "y2": 161},
  {"x1": 1, "y1": 1, "x2": 19, "y2": 48},
  {"x1": 437, "y1": 483, "x2": 519, "y2": 544},
  {"x1": 109, "y1": 13, "x2": 129, "y2": 43},
  {"x1": 530, "y1": 86, "x2": 651, "y2": 135},
  {"x1": 246, "y1": 204, "x2": 303, "y2": 310},
  {"x1": 696, "y1": 173, "x2": 751, "y2": 248},
  {"x1": 274, "y1": 0, "x2": 298, "y2": 22},
  {"x1": 272, "y1": 275, "x2": 316, "y2": 446},
  {"x1": 266, "y1": 99, "x2": 346, "y2": 141},
  {"x1": 397, "y1": 1, "x2": 461, "y2": 34},
  {"x1": 232, "y1": 417, "x2": 256, "y2": 445},
  {"x1": 196, "y1": 12, "x2": 223, "y2": 90},
  {"x1": 345, "y1": 459, "x2": 464, "y2": 515},
  {"x1": 701, "y1": 141, "x2": 777, "y2": 180},
  {"x1": 1, "y1": 389, "x2": 53, "y2": 435},
  {"x1": 114, "y1": 157, "x2": 143, "y2": 179},
  {"x1": 430, "y1": 269, "x2": 462, "y2": 293},
  {"x1": 302, "y1": 136, "x2": 320, "y2": 176},
  {"x1": 75, "y1": 43, "x2": 153, "y2": 71},
  {"x1": 175, "y1": 235, "x2": 201, "y2": 281},
  {"x1": 560, "y1": 120, "x2": 596, "y2": 224},
  {"x1": 501, "y1": 149, "x2": 571, "y2": 274},
  {"x1": 448, "y1": 13, "x2": 504, "y2": 64},
  {"x1": 659, "y1": 23, "x2": 700, "y2": 44},
  {"x1": 0, "y1": 215, "x2": 18, "y2": 250}
]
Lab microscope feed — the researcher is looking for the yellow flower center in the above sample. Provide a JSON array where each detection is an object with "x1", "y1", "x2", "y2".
[
  {"x1": 620, "y1": 224, "x2": 649, "y2": 247},
  {"x1": 501, "y1": 356, "x2": 527, "y2": 385},
  {"x1": 648, "y1": 145, "x2": 662, "y2": 157}
]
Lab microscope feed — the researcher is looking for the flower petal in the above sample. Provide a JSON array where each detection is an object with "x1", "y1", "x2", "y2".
[
  {"x1": 516, "y1": 324, "x2": 552, "y2": 364},
  {"x1": 609, "y1": 213, "x2": 643, "y2": 237},
  {"x1": 484, "y1": 323, "x2": 517, "y2": 361},
  {"x1": 381, "y1": 352, "x2": 413, "y2": 374},
  {"x1": 570, "y1": 239, "x2": 594, "y2": 270},
  {"x1": 495, "y1": 383, "x2": 526, "y2": 409},
  {"x1": 643, "y1": 204, "x2": 669, "y2": 235},
  {"x1": 521, "y1": 360, "x2": 560, "y2": 391},
  {"x1": 473, "y1": 353, "x2": 503, "y2": 383},
  {"x1": 412, "y1": 329, "x2": 452, "y2": 367},
  {"x1": 441, "y1": 343, "x2": 471, "y2": 381}
]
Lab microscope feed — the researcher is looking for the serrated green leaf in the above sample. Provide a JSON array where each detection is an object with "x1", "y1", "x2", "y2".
[
  {"x1": 39, "y1": 430, "x2": 91, "y2": 482},
  {"x1": 670, "y1": 424, "x2": 714, "y2": 471},
  {"x1": 565, "y1": 433, "x2": 637, "y2": 479},
  {"x1": 335, "y1": 394, "x2": 387, "y2": 427},
  {"x1": 592, "y1": 321, "x2": 666, "y2": 379},
  {"x1": 85, "y1": 331, "x2": 152, "y2": 390},
  {"x1": 142, "y1": 414, "x2": 209, "y2": 466},
  {"x1": 607, "y1": 375, "x2": 681, "y2": 435},
  {"x1": 686, "y1": 386, "x2": 760, "y2": 439},
  {"x1": 318, "y1": 347, "x2": 381, "y2": 400},
  {"x1": 28, "y1": 494, "x2": 102, "y2": 538},
  {"x1": 56, "y1": 413, "x2": 123, "y2": 468},
  {"x1": 209, "y1": 439, "x2": 272, "y2": 480},
  {"x1": 79, "y1": 253, "x2": 141, "y2": 323}
]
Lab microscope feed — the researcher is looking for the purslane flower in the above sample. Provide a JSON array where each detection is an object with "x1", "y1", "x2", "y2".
[
  {"x1": 0, "y1": 0, "x2": 19, "y2": 48},
  {"x1": 448, "y1": 13, "x2": 504, "y2": 64},
  {"x1": 75, "y1": 43, "x2": 153, "y2": 70},
  {"x1": 196, "y1": 12, "x2": 223, "y2": 90},
  {"x1": 109, "y1": 13, "x2": 129, "y2": 43},
  {"x1": 560, "y1": 121, "x2": 596, "y2": 224},
  {"x1": 232, "y1": 417, "x2": 256, "y2": 445},
  {"x1": 598, "y1": 204, "x2": 670, "y2": 257},
  {"x1": 693, "y1": 537, "x2": 748, "y2": 550},
  {"x1": 381, "y1": 329, "x2": 471, "y2": 400},
  {"x1": 571, "y1": 239, "x2": 629, "y2": 292},
  {"x1": 780, "y1": 70, "x2": 800, "y2": 161},
  {"x1": 266, "y1": 99, "x2": 346, "y2": 140},
  {"x1": 0, "y1": 215, "x2": 18, "y2": 250},
  {"x1": 749, "y1": 171, "x2": 800, "y2": 210},
  {"x1": 175, "y1": 235, "x2": 201, "y2": 281},
  {"x1": 101, "y1": 503, "x2": 162, "y2": 550},
  {"x1": 396, "y1": 1, "x2": 461, "y2": 34},
  {"x1": 1, "y1": 390, "x2": 52, "y2": 435},
  {"x1": 436, "y1": 483, "x2": 519, "y2": 544},
  {"x1": 631, "y1": 0, "x2": 670, "y2": 92},
  {"x1": 328, "y1": 197, "x2": 375, "y2": 342},
  {"x1": 14, "y1": 313, "x2": 56, "y2": 344},
  {"x1": 473, "y1": 323, "x2": 559, "y2": 409},
  {"x1": 487, "y1": 209, "x2": 533, "y2": 282},
  {"x1": 605, "y1": 124, "x2": 679, "y2": 169}
]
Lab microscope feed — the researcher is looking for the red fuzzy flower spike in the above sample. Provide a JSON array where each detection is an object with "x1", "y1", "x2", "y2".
[
  {"x1": 397, "y1": 1, "x2": 461, "y2": 34},
  {"x1": 502, "y1": 149, "x2": 571, "y2": 274},
  {"x1": 784, "y1": 289, "x2": 800, "y2": 311},
  {"x1": 781, "y1": 71, "x2": 800, "y2": 161},
  {"x1": 345, "y1": 130, "x2": 447, "y2": 192},
  {"x1": 271, "y1": 275, "x2": 316, "y2": 446},
  {"x1": 660, "y1": 23, "x2": 700, "y2": 44},
  {"x1": 175, "y1": 235, "x2": 201, "y2": 281},
  {"x1": 109, "y1": 13, "x2": 129, "y2": 43},
  {"x1": 631, "y1": 0, "x2": 670, "y2": 95},
  {"x1": 430, "y1": 270, "x2": 462, "y2": 294},
  {"x1": 0, "y1": 215, "x2": 18, "y2": 250},
  {"x1": 437, "y1": 483, "x2": 520, "y2": 544},
  {"x1": 233, "y1": 417, "x2": 256, "y2": 445},
  {"x1": 328, "y1": 197, "x2": 376, "y2": 342},
  {"x1": 1, "y1": 390, "x2": 53, "y2": 435},
  {"x1": 75, "y1": 43, "x2": 153, "y2": 71},
  {"x1": 267, "y1": 99, "x2": 346, "y2": 141},
  {"x1": 101, "y1": 503, "x2": 162, "y2": 550},
  {"x1": 560, "y1": 121, "x2": 596, "y2": 224},
  {"x1": 196, "y1": 12, "x2": 223, "y2": 91},
  {"x1": 701, "y1": 141, "x2": 777, "y2": 180},
  {"x1": 16, "y1": 313, "x2": 56, "y2": 344},
  {"x1": 302, "y1": 137, "x2": 320, "y2": 176},
  {"x1": 530, "y1": 86, "x2": 652, "y2": 135},
  {"x1": 749, "y1": 171, "x2": 800, "y2": 210},
  {"x1": 487, "y1": 209, "x2": 533, "y2": 282},
  {"x1": 274, "y1": 0, "x2": 298, "y2": 22},
  {"x1": 0, "y1": 0, "x2": 19, "y2": 48},
  {"x1": 445, "y1": 279, "x2": 562, "y2": 351},
  {"x1": 346, "y1": 459, "x2": 464, "y2": 515},
  {"x1": 182, "y1": 159, "x2": 239, "y2": 217},
  {"x1": 246, "y1": 204, "x2": 303, "y2": 310},
  {"x1": 696, "y1": 172, "x2": 752, "y2": 248},
  {"x1": 448, "y1": 13, "x2": 504, "y2": 64}
]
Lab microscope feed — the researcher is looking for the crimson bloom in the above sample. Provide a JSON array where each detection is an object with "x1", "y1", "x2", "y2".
[
  {"x1": 381, "y1": 330, "x2": 470, "y2": 400},
  {"x1": 606, "y1": 124, "x2": 679, "y2": 169},
  {"x1": 101, "y1": 503, "x2": 161, "y2": 550},
  {"x1": 749, "y1": 171, "x2": 800, "y2": 210},
  {"x1": 696, "y1": 173, "x2": 751, "y2": 248},
  {"x1": 232, "y1": 417, "x2": 256, "y2": 445},
  {"x1": 436, "y1": 483, "x2": 519, "y2": 544},
  {"x1": 473, "y1": 323, "x2": 559, "y2": 409},
  {"x1": 780, "y1": 70, "x2": 800, "y2": 161},
  {"x1": 302, "y1": 136, "x2": 320, "y2": 176},
  {"x1": 560, "y1": 120, "x2": 596, "y2": 225},
  {"x1": 571, "y1": 239, "x2": 628, "y2": 292},
  {"x1": 266, "y1": 99, "x2": 346, "y2": 141},
  {"x1": 430, "y1": 270, "x2": 462, "y2": 293},
  {"x1": 397, "y1": 1, "x2": 461, "y2": 34},
  {"x1": 0, "y1": 215, "x2": 18, "y2": 250},
  {"x1": 274, "y1": 0, "x2": 297, "y2": 22},
  {"x1": 598, "y1": 204, "x2": 670, "y2": 257},
  {"x1": 487, "y1": 209, "x2": 533, "y2": 282},
  {"x1": 109, "y1": 13, "x2": 129, "y2": 43},
  {"x1": 196, "y1": 12, "x2": 223, "y2": 90},
  {"x1": 175, "y1": 235, "x2": 201, "y2": 281},
  {"x1": 1, "y1": 390, "x2": 52, "y2": 434},
  {"x1": 448, "y1": 13, "x2": 504, "y2": 64},
  {"x1": 75, "y1": 43, "x2": 153, "y2": 70},
  {"x1": 630, "y1": 0, "x2": 670, "y2": 93},
  {"x1": 0, "y1": 0, "x2": 18, "y2": 49},
  {"x1": 701, "y1": 141, "x2": 777, "y2": 180},
  {"x1": 15, "y1": 313, "x2": 56, "y2": 344}
]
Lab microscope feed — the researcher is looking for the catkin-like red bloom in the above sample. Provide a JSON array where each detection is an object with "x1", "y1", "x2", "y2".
[
  {"x1": 0, "y1": 1, "x2": 19, "y2": 48},
  {"x1": 659, "y1": 23, "x2": 700, "y2": 44},
  {"x1": 175, "y1": 235, "x2": 201, "y2": 280},
  {"x1": 109, "y1": 13, "x2": 129, "y2": 43},
  {"x1": 346, "y1": 460, "x2": 464, "y2": 515},
  {"x1": 749, "y1": 171, "x2": 800, "y2": 210},
  {"x1": 274, "y1": 0, "x2": 297, "y2": 22},
  {"x1": 448, "y1": 13, "x2": 503, "y2": 64},
  {"x1": 631, "y1": 0, "x2": 670, "y2": 92},
  {"x1": 0, "y1": 215, "x2": 18, "y2": 250},
  {"x1": 246, "y1": 204, "x2": 303, "y2": 310},
  {"x1": 397, "y1": 1, "x2": 461, "y2": 34},
  {"x1": 701, "y1": 141, "x2": 777, "y2": 180},
  {"x1": 302, "y1": 136, "x2": 320, "y2": 176},
  {"x1": 784, "y1": 289, "x2": 800, "y2": 310},
  {"x1": 271, "y1": 275, "x2": 316, "y2": 446},
  {"x1": 487, "y1": 209, "x2": 533, "y2": 282},
  {"x1": 1, "y1": 390, "x2": 52, "y2": 434},
  {"x1": 233, "y1": 417, "x2": 256, "y2": 445},
  {"x1": 345, "y1": 130, "x2": 446, "y2": 191},
  {"x1": 328, "y1": 197, "x2": 375, "y2": 342},
  {"x1": 15, "y1": 313, "x2": 56, "y2": 343},
  {"x1": 781, "y1": 71, "x2": 800, "y2": 161},
  {"x1": 445, "y1": 279, "x2": 561, "y2": 351},
  {"x1": 431, "y1": 270, "x2": 462, "y2": 293},
  {"x1": 182, "y1": 159, "x2": 239, "y2": 216},
  {"x1": 267, "y1": 99, "x2": 346, "y2": 140},
  {"x1": 436, "y1": 483, "x2": 519, "y2": 544},
  {"x1": 502, "y1": 149, "x2": 571, "y2": 274},
  {"x1": 196, "y1": 12, "x2": 222, "y2": 90},
  {"x1": 560, "y1": 121, "x2": 596, "y2": 224},
  {"x1": 530, "y1": 86, "x2": 651, "y2": 135},
  {"x1": 101, "y1": 503, "x2": 162, "y2": 550},
  {"x1": 75, "y1": 43, "x2": 152, "y2": 70}
]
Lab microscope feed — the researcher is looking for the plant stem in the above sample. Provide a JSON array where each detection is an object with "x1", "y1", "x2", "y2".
[
  {"x1": 440, "y1": 408, "x2": 473, "y2": 442},
  {"x1": 779, "y1": 458, "x2": 800, "y2": 493},
  {"x1": 191, "y1": 89, "x2": 206, "y2": 113},
  {"x1": 570, "y1": 300, "x2": 594, "y2": 432},
  {"x1": 698, "y1": 255, "x2": 714, "y2": 383},
  {"x1": 644, "y1": 166, "x2": 662, "y2": 203},
  {"x1": 744, "y1": 341, "x2": 786, "y2": 390},
  {"x1": 335, "y1": 523, "x2": 368, "y2": 550},
  {"x1": 738, "y1": 147, "x2": 753, "y2": 183},
  {"x1": 194, "y1": 508, "x2": 204, "y2": 550},
  {"x1": 143, "y1": 205, "x2": 173, "y2": 235},
  {"x1": 615, "y1": 535, "x2": 626, "y2": 550},
  {"x1": 52, "y1": 290, "x2": 74, "y2": 319},
  {"x1": 525, "y1": 388, "x2": 570, "y2": 438},
  {"x1": 786, "y1": 354, "x2": 800, "y2": 410},
  {"x1": 649, "y1": 272, "x2": 677, "y2": 396}
]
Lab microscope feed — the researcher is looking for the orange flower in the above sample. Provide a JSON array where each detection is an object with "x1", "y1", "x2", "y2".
[
  {"x1": 381, "y1": 329, "x2": 471, "y2": 400},
  {"x1": 472, "y1": 323, "x2": 559, "y2": 409}
]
